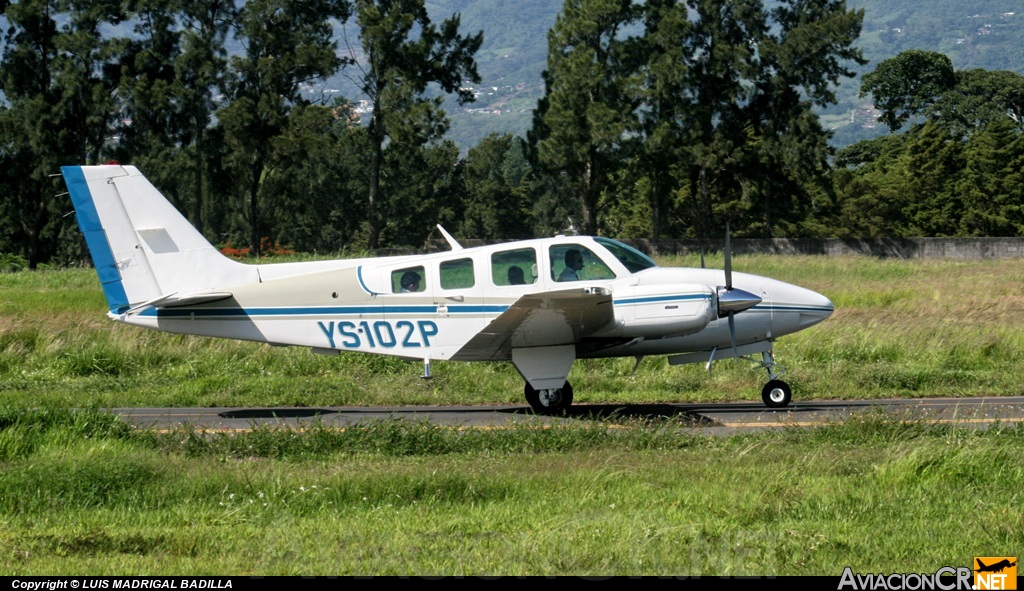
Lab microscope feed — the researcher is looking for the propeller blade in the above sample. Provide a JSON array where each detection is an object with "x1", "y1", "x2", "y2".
[
  {"x1": 723, "y1": 223, "x2": 732, "y2": 291},
  {"x1": 728, "y1": 311, "x2": 738, "y2": 364}
]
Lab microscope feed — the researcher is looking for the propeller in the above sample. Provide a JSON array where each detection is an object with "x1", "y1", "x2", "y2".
[{"x1": 716, "y1": 224, "x2": 761, "y2": 361}]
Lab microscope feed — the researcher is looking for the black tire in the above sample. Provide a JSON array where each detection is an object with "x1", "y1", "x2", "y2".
[
  {"x1": 761, "y1": 379, "x2": 792, "y2": 408},
  {"x1": 524, "y1": 381, "x2": 574, "y2": 414}
]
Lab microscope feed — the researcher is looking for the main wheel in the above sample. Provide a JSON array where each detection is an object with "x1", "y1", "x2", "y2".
[
  {"x1": 524, "y1": 381, "x2": 574, "y2": 415},
  {"x1": 761, "y1": 379, "x2": 792, "y2": 408}
]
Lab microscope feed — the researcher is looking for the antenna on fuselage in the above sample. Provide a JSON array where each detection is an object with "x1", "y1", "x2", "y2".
[{"x1": 436, "y1": 225, "x2": 463, "y2": 251}]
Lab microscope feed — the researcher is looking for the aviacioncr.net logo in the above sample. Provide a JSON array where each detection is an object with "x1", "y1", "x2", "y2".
[
  {"x1": 838, "y1": 567, "x2": 973, "y2": 590},
  {"x1": 974, "y1": 557, "x2": 1017, "y2": 591}
]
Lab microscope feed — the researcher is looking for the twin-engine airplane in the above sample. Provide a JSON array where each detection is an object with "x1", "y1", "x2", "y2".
[{"x1": 62, "y1": 165, "x2": 834, "y2": 414}]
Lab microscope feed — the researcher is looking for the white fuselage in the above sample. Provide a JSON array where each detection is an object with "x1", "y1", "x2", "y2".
[{"x1": 119, "y1": 236, "x2": 833, "y2": 362}]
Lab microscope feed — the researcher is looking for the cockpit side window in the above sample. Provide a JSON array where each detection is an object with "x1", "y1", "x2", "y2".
[
  {"x1": 549, "y1": 244, "x2": 616, "y2": 282},
  {"x1": 392, "y1": 266, "x2": 425, "y2": 293}
]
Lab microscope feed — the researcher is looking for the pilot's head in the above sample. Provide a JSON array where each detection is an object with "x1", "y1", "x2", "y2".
[
  {"x1": 565, "y1": 249, "x2": 583, "y2": 271},
  {"x1": 507, "y1": 265, "x2": 525, "y2": 285},
  {"x1": 400, "y1": 271, "x2": 420, "y2": 292}
]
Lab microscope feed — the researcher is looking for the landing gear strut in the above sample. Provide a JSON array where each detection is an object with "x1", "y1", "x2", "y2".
[
  {"x1": 524, "y1": 381, "x2": 574, "y2": 415},
  {"x1": 758, "y1": 350, "x2": 792, "y2": 408}
]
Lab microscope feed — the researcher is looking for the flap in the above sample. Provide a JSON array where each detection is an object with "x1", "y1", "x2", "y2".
[{"x1": 451, "y1": 288, "x2": 614, "y2": 361}]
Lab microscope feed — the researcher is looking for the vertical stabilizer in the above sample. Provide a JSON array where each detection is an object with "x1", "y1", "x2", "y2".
[{"x1": 62, "y1": 165, "x2": 258, "y2": 314}]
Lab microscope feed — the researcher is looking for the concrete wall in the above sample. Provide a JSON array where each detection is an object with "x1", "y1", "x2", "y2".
[
  {"x1": 424, "y1": 237, "x2": 1024, "y2": 259},
  {"x1": 627, "y1": 237, "x2": 1024, "y2": 259}
]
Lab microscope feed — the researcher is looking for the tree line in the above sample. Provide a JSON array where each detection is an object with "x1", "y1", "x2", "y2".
[
  {"x1": 836, "y1": 50, "x2": 1024, "y2": 237},
  {"x1": 1, "y1": 0, "x2": 1022, "y2": 270}
]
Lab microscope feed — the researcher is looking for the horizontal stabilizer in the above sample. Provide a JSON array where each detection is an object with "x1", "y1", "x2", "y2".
[
  {"x1": 126, "y1": 291, "x2": 234, "y2": 315},
  {"x1": 153, "y1": 292, "x2": 234, "y2": 309}
]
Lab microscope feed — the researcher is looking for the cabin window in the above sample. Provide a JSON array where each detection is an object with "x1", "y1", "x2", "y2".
[
  {"x1": 550, "y1": 244, "x2": 616, "y2": 282},
  {"x1": 392, "y1": 266, "x2": 425, "y2": 293},
  {"x1": 440, "y1": 258, "x2": 475, "y2": 290},
  {"x1": 492, "y1": 248, "x2": 537, "y2": 286}
]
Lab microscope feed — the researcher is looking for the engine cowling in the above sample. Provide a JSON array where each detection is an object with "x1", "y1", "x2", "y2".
[{"x1": 609, "y1": 283, "x2": 715, "y2": 338}]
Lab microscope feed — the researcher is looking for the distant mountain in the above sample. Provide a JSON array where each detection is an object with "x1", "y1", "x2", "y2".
[
  {"x1": 358, "y1": 0, "x2": 1024, "y2": 152},
  {"x1": 827, "y1": 0, "x2": 1024, "y2": 146}
]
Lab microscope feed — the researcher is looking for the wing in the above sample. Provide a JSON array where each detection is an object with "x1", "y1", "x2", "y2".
[{"x1": 451, "y1": 288, "x2": 614, "y2": 361}]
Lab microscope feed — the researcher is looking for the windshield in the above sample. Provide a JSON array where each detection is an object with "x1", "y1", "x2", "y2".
[{"x1": 594, "y1": 238, "x2": 658, "y2": 274}]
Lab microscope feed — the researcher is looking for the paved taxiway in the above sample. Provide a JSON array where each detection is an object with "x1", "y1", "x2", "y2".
[{"x1": 109, "y1": 396, "x2": 1024, "y2": 435}]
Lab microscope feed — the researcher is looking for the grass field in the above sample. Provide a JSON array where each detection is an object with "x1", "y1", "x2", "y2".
[
  {"x1": 1, "y1": 408, "x2": 1022, "y2": 575},
  {"x1": 1, "y1": 255, "x2": 1023, "y2": 575}
]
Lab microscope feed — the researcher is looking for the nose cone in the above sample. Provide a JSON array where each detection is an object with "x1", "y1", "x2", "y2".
[{"x1": 796, "y1": 287, "x2": 834, "y2": 328}]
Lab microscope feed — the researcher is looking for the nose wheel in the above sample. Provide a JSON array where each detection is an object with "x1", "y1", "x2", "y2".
[
  {"x1": 757, "y1": 349, "x2": 792, "y2": 408},
  {"x1": 524, "y1": 381, "x2": 574, "y2": 415},
  {"x1": 761, "y1": 379, "x2": 792, "y2": 408}
]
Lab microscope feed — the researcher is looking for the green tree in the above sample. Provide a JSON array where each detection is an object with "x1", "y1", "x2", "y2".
[
  {"x1": 740, "y1": 0, "x2": 865, "y2": 237},
  {"x1": 674, "y1": 0, "x2": 766, "y2": 242},
  {"x1": 383, "y1": 137, "x2": 463, "y2": 247},
  {"x1": 937, "y1": 69, "x2": 1024, "y2": 139},
  {"x1": 860, "y1": 49, "x2": 956, "y2": 133},
  {"x1": 849, "y1": 55, "x2": 1024, "y2": 238},
  {"x1": 351, "y1": 0, "x2": 482, "y2": 248},
  {"x1": 0, "y1": 0, "x2": 126, "y2": 268},
  {"x1": 176, "y1": 0, "x2": 237, "y2": 236},
  {"x1": 863, "y1": 52, "x2": 1024, "y2": 139},
  {"x1": 668, "y1": 0, "x2": 864, "y2": 240},
  {"x1": 956, "y1": 119, "x2": 1024, "y2": 236},
  {"x1": 113, "y1": 0, "x2": 187, "y2": 210},
  {"x1": 902, "y1": 122, "x2": 962, "y2": 236},
  {"x1": 218, "y1": 0, "x2": 351, "y2": 256},
  {"x1": 832, "y1": 134, "x2": 911, "y2": 237},
  {"x1": 264, "y1": 102, "x2": 370, "y2": 253},
  {"x1": 531, "y1": 0, "x2": 642, "y2": 236},
  {"x1": 459, "y1": 133, "x2": 534, "y2": 239},
  {"x1": 634, "y1": 0, "x2": 691, "y2": 239}
]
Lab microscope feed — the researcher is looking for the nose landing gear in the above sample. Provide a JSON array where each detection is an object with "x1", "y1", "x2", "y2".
[
  {"x1": 761, "y1": 379, "x2": 792, "y2": 408},
  {"x1": 758, "y1": 349, "x2": 791, "y2": 408}
]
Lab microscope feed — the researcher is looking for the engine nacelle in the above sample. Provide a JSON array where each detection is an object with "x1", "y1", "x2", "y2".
[{"x1": 608, "y1": 283, "x2": 715, "y2": 338}]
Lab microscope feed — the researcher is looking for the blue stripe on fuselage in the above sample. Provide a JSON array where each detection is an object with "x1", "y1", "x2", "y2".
[
  {"x1": 750, "y1": 304, "x2": 835, "y2": 313},
  {"x1": 356, "y1": 266, "x2": 372, "y2": 295},
  {"x1": 613, "y1": 294, "x2": 711, "y2": 306},
  {"x1": 62, "y1": 166, "x2": 130, "y2": 315},
  {"x1": 137, "y1": 303, "x2": 511, "y2": 318}
]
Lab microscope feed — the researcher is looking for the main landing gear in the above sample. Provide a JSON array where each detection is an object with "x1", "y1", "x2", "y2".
[{"x1": 524, "y1": 381, "x2": 574, "y2": 415}]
